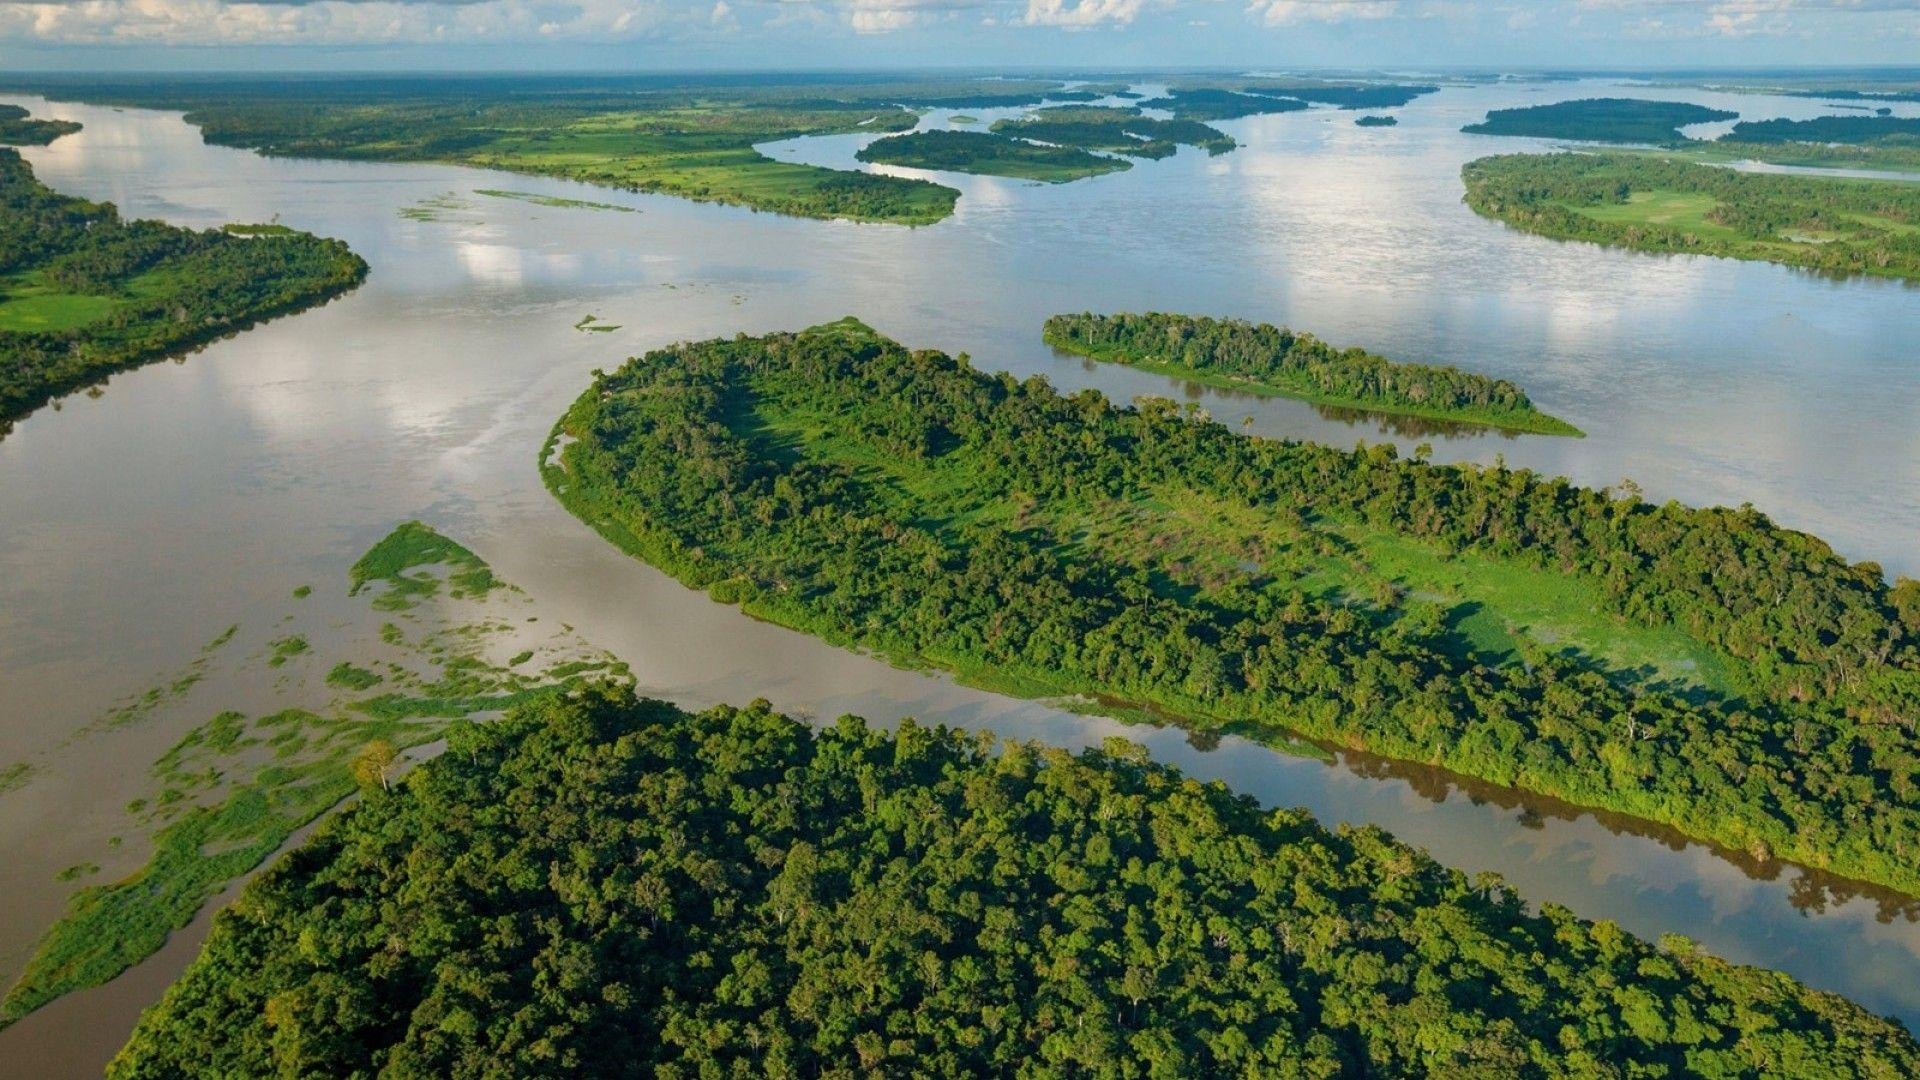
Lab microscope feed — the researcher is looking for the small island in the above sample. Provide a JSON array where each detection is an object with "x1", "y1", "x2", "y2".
[
  {"x1": 0, "y1": 104, "x2": 80, "y2": 146},
  {"x1": 545, "y1": 319, "x2": 1920, "y2": 899},
  {"x1": 0, "y1": 149, "x2": 368, "y2": 435},
  {"x1": 1462, "y1": 98, "x2": 1738, "y2": 144},
  {"x1": 1462, "y1": 152, "x2": 1920, "y2": 280},
  {"x1": 1043, "y1": 311, "x2": 1580, "y2": 436},
  {"x1": 110, "y1": 690, "x2": 1920, "y2": 1077},
  {"x1": 1354, "y1": 114, "x2": 1398, "y2": 127},
  {"x1": 856, "y1": 129, "x2": 1131, "y2": 183}
]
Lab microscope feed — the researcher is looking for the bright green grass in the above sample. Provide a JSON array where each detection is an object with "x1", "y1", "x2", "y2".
[
  {"x1": 349, "y1": 521, "x2": 500, "y2": 610},
  {"x1": 740, "y1": 390, "x2": 1736, "y2": 704},
  {"x1": 0, "y1": 283, "x2": 119, "y2": 333},
  {"x1": 1572, "y1": 190, "x2": 1734, "y2": 235}
]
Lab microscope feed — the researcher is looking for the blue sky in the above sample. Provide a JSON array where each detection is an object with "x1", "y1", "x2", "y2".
[{"x1": 1, "y1": 0, "x2": 1914, "y2": 71}]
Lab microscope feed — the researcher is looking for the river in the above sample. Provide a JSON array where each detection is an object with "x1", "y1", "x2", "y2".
[{"x1": 1, "y1": 78, "x2": 1917, "y2": 1075}]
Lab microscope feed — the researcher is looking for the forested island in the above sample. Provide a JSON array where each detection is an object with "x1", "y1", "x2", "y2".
[
  {"x1": 111, "y1": 689, "x2": 1920, "y2": 1077},
  {"x1": 1354, "y1": 115, "x2": 1398, "y2": 128},
  {"x1": 0, "y1": 150, "x2": 367, "y2": 435},
  {"x1": 548, "y1": 320, "x2": 1920, "y2": 897},
  {"x1": 0, "y1": 104, "x2": 80, "y2": 146},
  {"x1": 1462, "y1": 99, "x2": 1738, "y2": 144},
  {"x1": 1, "y1": 76, "x2": 970, "y2": 225},
  {"x1": 1462, "y1": 97, "x2": 1920, "y2": 170},
  {"x1": 1462, "y1": 152, "x2": 1920, "y2": 280},
  {"x1": 1043, "y1": 312, "x2": 1579, "y2": 436},
  {"x1": 856, "y1": 130, "x2": 1130, "y2": 183},
  {"x1": 991, "y1": 107, "x2": 1236, "y2": 159}
]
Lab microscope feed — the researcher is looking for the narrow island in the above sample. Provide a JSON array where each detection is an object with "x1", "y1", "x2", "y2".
[
  {"x1": 855, "y1": 129, "x2": 1130, "y2": 183},
  {"x1": 110, "y1": 690, "x2": 1920, "y2": 1076},
  {"x1": 547, "y1": 319, "x2": 1920, "y2": 898},
  {"x1": 1462, "y1": 97, "x2": 1920, "y2": 171},
  {"x1": 1462, "y1": 152, "x2": 1920, "y2": 280},
  {"x1": 0, "y1": 149, "x2": 368, "y2": 436},
  {"x1": 1461, "y1": 98, "x2": 1738, "y2": 144},
  {"x1": 1354, "y1": 114, "x2": 1398, "y2": 127},
  {"x1": 0, "y1": 104, "x2": 80, "y2": 146},
  {"x1": 1043, "y1": 312, "x2": 1580, "y2": 436}
]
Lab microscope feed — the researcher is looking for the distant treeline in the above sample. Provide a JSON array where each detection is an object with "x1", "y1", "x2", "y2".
[
  {"x1": 1043, "y1": 312, "x2": 1578, "y2": 435},
  {"x1": 0, "y1": 149, "x2": 367, "y2": 432},
  {"x1": 1724, "y1": 114, "x2": 1920, "y2": 145},
  {"x1": 548, "y1": 321, "x2": 1920, "y2": 896},
  {"x1": 111, "y1": 689, "x2": 1920, "y2": 1077}
]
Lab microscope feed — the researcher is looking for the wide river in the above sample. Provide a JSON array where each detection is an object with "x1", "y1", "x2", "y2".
[{"x1": 1, "y1": 79, "x2": 1917, "y2": 1075}]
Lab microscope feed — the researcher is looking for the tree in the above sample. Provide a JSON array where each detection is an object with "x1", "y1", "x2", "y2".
[{"x1": 351, "y1": 738, "x2": 398, "y2": 793}]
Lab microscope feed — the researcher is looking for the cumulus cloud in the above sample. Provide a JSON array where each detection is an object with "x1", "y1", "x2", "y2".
[
  {"x1": 1245, "y1": 0, "x2": 1398, "y2": 24},
  {"x1": 1022, "y1": 0, "x2": 1155, "y2": 27},
  {"x1": 0, "y1": 0, "x2": 676, "y2": 44}
]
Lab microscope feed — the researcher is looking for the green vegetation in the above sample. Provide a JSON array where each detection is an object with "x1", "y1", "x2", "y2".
[
  {"x1": 0, "y1": 521, "x2": 626, "y2": 1028},
  {"x1": 472, "y1": 188, "x2": 637, "y2": 212},
  {"x1": 990, "y1": 107, "x2": 1235, "y2": 159},
  {"x1": 947, "y1": 114, "x2": 978, "y2": 124},
  {"x1": 1141, "y1": 88, "x2": 1309, "y2": 122},
  {"x1": 325, "y1": 662, "x2": 383, "y2": 691},
  {"x1": 1728, "y1": 114, "x2": 1920, "y2": 146},
  {"x1": 549, "y1": 320, "x2": 1920, "y2": 896},
  {"x1": 856, "y1": 130, "x2": 1131, "y2": 183},
  {"x1": 1463, "y1": 152, "x2": 1920, "y2": 280},
  {"x1": 0, "y1": 150, "x2": 366, "y2": 435},
  {"x1": 348, "y1": 520, "x2": 501, "y2": 610},
  {"x1": 290, "y1": 584, "x2": 311, "y2": 599},
  {"x1": 112, "y1": 689, "x2": 1920, "y2": 1077},
  {"x1": 0, "y1": 104, "x2": 80, "y2": 146},
  {"x1": 1044, "y1": 312, "x2": 1579, "y2": 436},
  {"x1": 0, "y1": 761, "x2": 32, "y2": 796},
  {"x1": 1355, "y1": 114, "x2": 1398, "y2": 128},
  {"x1": 11, "y1": 77, "x2": 976, "y2": 224},
  {"x1": 574, "y1": 314, "x2": 620, "y2": 333},
  {"x1": 1239, "y1": 82, "x2": 1437, "y2": 109},
  {"x1": 1463, "y1": 99, "x2": 1738, "y2": 144}
]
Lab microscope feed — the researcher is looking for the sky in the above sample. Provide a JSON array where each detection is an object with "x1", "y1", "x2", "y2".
[{"x1": 0, "y1": 0, "x2": 1915, "y2": 72}]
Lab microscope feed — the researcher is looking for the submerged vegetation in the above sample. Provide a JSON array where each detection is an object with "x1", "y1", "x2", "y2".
[
  {"x1": 0, "y1": 521, "x2": 624, "y2": 1027},
  {"x1": 1463, "y1": 152, "x2": 1920, "y2": 280},
  {"x1": 856, "y1": 130, "x2": 1131, "y2": 183},
  {"x1": 1044, "y1": 312, "x2": 1579, "y2": 436},
  {"x1": 472, "y1": 188, "x2": 637, "y2": 212},
  {"x1": 112, "y1": 689, "x2": 1920, "y2": 1077},
  {"x1": 0, "y1": 149, "x2": 366, "y2": 435},
  {"x1": 549, "y1": 320, "x2": 1920, "y2": 897},
  {"x1": 0, "y1": 103, "x2": 80, "y2": 146}
]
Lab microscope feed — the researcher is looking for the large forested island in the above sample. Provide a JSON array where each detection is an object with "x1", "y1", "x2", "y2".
[
  {"x1": 548, "y1": 320, "x2": 1920, "y2": 896},
  {"x1": 1462, "y1": 99, "x2": 1738, "y2": 145},
  {"x1": 856, "y1": 130, "x2": 1131, "y2": 184},
  {"x1": 0, "y1": 149, "x2": 367, "y2": 434},
  {"x1": 1462, "y1": 153, "x2": 1920, "y2": 280},
  {"x1": 0, "y1": 104, "x2": 80, "y2": 146},
  {"x1": 1043, "y1": 312, "x2": 1579, "y2": 435},
  {"x1": 110, "y1": 689, "x2": 1920, "y2": 1077}
]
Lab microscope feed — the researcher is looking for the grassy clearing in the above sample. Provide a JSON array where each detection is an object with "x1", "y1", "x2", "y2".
[{"x1": 0, "y1": 282, "x2": 120, "y2": 333}]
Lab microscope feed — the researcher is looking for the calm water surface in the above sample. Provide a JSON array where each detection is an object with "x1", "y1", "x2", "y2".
[{"x1": 1, "y1": 80, "x2": 1918, "y2": 1075}]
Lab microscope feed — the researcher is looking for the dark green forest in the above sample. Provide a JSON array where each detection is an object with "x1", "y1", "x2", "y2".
[
  {"x1": 1043, "y1": 312, "x2": 1578, "y2": 435},
  {"x1": 0, "y1": 149, "x2": 367, "y2": 433},
  {"x1": 855, "y1": 130, "x2": 1131, "y2": 183},
  {"x1": 1723, "y1": 115, "x2": 1920, "y2": 145},
  {"x1": 1140, "y1": 89, "x2": 1309, "y2": 122},
  {"x1": 111, "y1": 690, "x2": 1920, "y2": 1077},
  {"x1": 1462, "y1": 152, "x2": 1920, "y2": 280},
  {"x1": 1462, "y1": 99, "x2": 1738, "y2": 144},
  {"x1": 990, "y1": 108, "x2": 1236, "y2": 159},
  {"x1": 0, "y1": 104, "x2": 81, "y2": 146},
  {"x1": 547, "y1": 320, "x2": 1920, "y2": 896}
]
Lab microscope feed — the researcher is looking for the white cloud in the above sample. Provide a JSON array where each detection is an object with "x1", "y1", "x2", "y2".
[
  {"x1": 1246, "y1": 0, "x2": 1397, "y2": 23},
  {"x1": 0, "y1": 0, "x2": 675, "y2": 43},
  {"x1": 1022, "y1": 0, "x2": 1153, "y2": 26}
]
